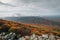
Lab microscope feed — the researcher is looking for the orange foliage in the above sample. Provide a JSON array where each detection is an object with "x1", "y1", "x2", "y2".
[{"x1": 0, "y1": 19, "x2": 60, "y2": 36}]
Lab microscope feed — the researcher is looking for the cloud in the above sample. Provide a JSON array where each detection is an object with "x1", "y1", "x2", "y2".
[
  {"x1": 14, "y1": 0, "x2": 60, "y2": 16},
  {"x1": 0, "y1": 2, "x2": 16, "y2": 7},
  {"x1": 0, "y1": 0, "x2": 60, "y2": 17},
  {"x1": 17, "y1": 0, "x2": 60, "y2": 10}
]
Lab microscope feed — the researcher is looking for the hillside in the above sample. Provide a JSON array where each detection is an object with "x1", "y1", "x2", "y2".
[{"x1": 0, "y1": 19, "x2": 60, "y2": 36}]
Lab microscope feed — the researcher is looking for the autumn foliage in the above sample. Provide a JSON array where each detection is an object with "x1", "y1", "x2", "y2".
[{"x1": 0, "y1": 19, "x2": 60, "y2": 36}]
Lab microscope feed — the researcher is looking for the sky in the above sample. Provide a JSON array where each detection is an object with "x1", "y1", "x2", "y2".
[{"x1": 0, "y1": 0, "x2": 60, "y2": 17}]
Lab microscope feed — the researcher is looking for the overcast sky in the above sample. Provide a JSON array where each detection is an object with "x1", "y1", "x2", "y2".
[{"x1": 0, "y1": 0, "x2": 60, "y2": 17}]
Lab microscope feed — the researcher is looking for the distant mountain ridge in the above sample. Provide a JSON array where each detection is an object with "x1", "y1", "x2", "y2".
[
  {"x1": 3, "y1": 16, "x2": 60, "y2": 26},
  {"x1": 43, "y1": 16, "x2": 60, "y2": 22}
]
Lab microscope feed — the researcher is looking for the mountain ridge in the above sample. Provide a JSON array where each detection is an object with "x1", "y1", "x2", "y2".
[{"x1": 3, "y1": 16, "x2": 60, "y2": 26}]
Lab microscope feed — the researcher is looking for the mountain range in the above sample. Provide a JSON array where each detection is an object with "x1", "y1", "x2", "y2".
[
  {"x1": 43, "y1": 16, "x2": 60, "y2": 22},
  {"x1": 2, "y1": 16, "x2": 60, "y2": 26}
]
